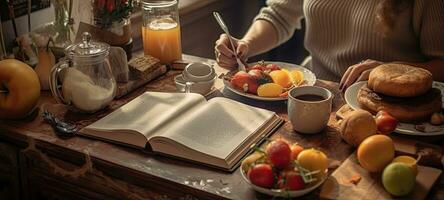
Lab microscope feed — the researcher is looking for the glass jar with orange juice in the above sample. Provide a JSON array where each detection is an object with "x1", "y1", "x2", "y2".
[{"x1": 142, "y1": 0, "x2": 182, "y2": 64}]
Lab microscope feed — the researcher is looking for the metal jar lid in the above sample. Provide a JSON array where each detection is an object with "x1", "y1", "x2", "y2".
[{"x1": 64, "y1": 32, "x2": 110, "y2": 60}]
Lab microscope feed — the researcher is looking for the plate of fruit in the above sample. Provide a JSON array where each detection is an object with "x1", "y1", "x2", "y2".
[
  {"x1": 240, "y1": 139, "x2": 329, "y2": 197},
  {"x1": 222, "y1": 61, "x2": 316, "y2": 101}
]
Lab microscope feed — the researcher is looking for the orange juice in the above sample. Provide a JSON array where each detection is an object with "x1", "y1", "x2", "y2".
[{"x1": 142, "y1": 18, "x2": 182, "y2": 64}]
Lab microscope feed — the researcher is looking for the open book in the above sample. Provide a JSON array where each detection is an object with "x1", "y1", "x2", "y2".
[{"x1": 80, "y1": 92, "x2": 282, "y2": 171}]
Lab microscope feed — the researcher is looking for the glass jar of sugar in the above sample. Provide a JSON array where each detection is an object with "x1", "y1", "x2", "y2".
[{"x1": 49, "y1": 32, "x2": 116, "y2": 113}]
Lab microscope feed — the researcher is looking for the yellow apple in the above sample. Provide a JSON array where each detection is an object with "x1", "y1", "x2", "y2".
[{"x1": 0, "y1": 59, "x2": 41, "y2": 119}]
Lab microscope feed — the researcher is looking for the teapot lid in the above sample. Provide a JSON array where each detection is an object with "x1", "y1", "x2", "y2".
[{"x1": 65, "y1": 32, "x2": 109, "y2": 58}]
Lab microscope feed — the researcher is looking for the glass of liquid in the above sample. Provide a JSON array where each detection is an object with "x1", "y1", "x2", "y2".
[{"x1": 142, "y1": 0, "x2": 182, "y2": 64}]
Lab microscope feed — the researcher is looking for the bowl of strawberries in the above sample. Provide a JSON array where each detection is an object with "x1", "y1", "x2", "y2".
[
  {"x1": 223, "y1": 61, "x2": 316, "y2": 101},
  {"x1": 240, "y1": 139, "x2": 328, "y2": 197}
]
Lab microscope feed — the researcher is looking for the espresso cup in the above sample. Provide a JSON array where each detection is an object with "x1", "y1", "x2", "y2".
[
  {"x1": 288, "y1": 86, "x2": 333, "y2": 134},
  {"x1": 182, "y1": 62, "x2": 215, "y2": 82},
  {"x1": 174, "y1": 74, "x2": 216, "y2": 95}
]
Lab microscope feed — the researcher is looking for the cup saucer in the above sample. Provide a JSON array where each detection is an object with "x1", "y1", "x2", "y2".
[
  {"x1": 182, "y1": 63, "x2": 215, "y2": 82},
  {"x1": 174, "y1": 74, "x2": 216, "y2": 95}
]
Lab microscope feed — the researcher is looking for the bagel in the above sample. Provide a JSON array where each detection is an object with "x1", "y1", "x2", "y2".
[
  {"x1": 368, "y1": 64, "x2": 433, "y2": 97},
  {"x1": 357, "y1": 85, "x2": 442, "y2": 122}
]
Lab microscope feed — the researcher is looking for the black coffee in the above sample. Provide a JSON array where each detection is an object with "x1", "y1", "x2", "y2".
[{"x1": 295, "y1": 94, "x2": 325, "y2": 101}]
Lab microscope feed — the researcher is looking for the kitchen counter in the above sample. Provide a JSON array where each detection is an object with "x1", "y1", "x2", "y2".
[{"x1": 0, "y1": 54, "x2": 443, "y2": 199}]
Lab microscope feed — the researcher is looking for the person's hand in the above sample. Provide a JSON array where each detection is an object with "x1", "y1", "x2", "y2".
[
  {"x1": 214, "y1": 34, "x2": 249, "y2": 70},
  {"x1": 340, "y1": 59, "x2": 384, "y2": 92}
]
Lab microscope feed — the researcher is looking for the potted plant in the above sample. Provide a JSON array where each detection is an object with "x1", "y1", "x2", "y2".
[{"x1": 91, "y1": 0, "x2": 134, "y2": 58}]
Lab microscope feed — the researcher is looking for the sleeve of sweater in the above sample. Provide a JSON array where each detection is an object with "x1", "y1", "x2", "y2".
[
  {"x1": 254, "y1": 0, "x2": 304, "y2": 46},
  {"x1": 419, "y1": 0, "x2": 444, "y2": 59}
]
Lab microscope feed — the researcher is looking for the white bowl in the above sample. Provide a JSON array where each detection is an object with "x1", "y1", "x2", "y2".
[{"x1": 240, "y1": 165, "x2": 327, "y2": 198}]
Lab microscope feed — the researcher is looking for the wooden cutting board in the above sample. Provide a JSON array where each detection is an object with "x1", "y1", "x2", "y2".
[
  {"x1": 336, "y1": 105, "x2": 444, "y2": 168},
  {"x1": 320, "y1": 153, "x2": 442, "y2": 200}
]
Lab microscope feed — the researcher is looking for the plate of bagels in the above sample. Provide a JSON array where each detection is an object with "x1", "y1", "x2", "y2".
[{"x1": 345, "y1": 63, "x2": 444, "y2": 136}]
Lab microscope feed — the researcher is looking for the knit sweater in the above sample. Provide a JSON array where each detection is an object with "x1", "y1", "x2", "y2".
[{"x1": 255, "y1": 0, "x2": 444, "y2": 81}]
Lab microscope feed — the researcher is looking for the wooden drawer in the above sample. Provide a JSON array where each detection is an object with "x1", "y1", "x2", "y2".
[
  {"x1": 0, "y1": 141, "x2": 20, "y2": 200},
  {"x1": 19, "y1": 149, "x2": 198, "y2": 200}
]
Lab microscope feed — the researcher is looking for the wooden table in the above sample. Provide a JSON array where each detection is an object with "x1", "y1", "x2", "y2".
[{"x1": 0, "y1": 55, "x2": 442, "y2": 200}]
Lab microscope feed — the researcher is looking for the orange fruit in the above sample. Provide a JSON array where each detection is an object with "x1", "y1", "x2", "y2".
[
  {"x1": 257, "y1": 83, "x2": 283, "y2": 97},
  {"x1": 269, "y1": 70, "x2": 292, "y2": 88},
  {"x1": 297, "y1": 148, "x2": 329, "y2": 178},
  {"x1": 290, "y1": 144, "x2": 304, "y2": 160},
  {"x1": 357, "y1": 135, "x2": 395, "y2": 172}
]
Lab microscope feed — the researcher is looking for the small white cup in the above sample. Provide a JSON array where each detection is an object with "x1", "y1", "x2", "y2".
[
  {"x1": 182, "y1": 62, "x2": 215, "y2": 82},
  {"x1": 174, "y1": 74, "x2": 216, "y2": 95},
  {"x1": 180, "y1": 62, "x2": 216, "y2": 95},
  {"x1": 288, "y1": 86, "x2": 333, "y2": 134}
]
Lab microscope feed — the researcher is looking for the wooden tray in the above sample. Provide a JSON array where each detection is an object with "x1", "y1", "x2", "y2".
[
  {"x1": 115, "y1": 64, "x2": 168, "y2": 98},
  {"x1": 320, "y1": 153, "x2": 442, "y2": 200}
]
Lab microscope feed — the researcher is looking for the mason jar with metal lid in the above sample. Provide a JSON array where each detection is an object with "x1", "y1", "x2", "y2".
[
  {"x1": 49, "y1": 32, "x2": 116, "y2": 113},
  {"x1": 142, "y1": 0, "x2": 182, "y2": 64}
]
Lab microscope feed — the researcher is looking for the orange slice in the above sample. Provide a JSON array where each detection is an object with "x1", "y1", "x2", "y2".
[
  {"x1": 257, "y1": 83, "x2": 283, "y2": 97},
  {"x1": 289, "y1": 70, "x2": 304, "y2": 85},
  {"x1": 269, "y1": 70, "x2": 292, "y2": 88}
]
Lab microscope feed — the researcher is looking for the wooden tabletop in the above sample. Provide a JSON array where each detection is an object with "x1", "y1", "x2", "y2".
[{"x1": 0, "y1": 55, "x2": 442, "y2": 200}]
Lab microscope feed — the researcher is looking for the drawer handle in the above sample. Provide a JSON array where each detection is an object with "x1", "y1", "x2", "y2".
[
  {"x1": 21, "y1": 137, "x2": 150, "y2": 199},
  {"x1": 22, "y1": 137, "x2": 92, "y2": 178}
]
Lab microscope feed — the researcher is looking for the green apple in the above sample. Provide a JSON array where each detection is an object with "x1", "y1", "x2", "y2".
[{"x1": 382, "y1": 162, "x2": 415, "y2": 196}]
